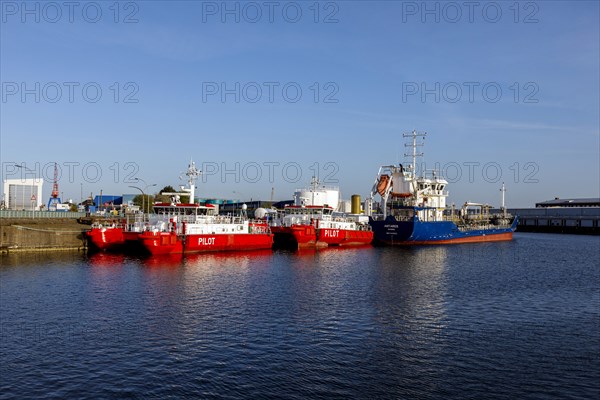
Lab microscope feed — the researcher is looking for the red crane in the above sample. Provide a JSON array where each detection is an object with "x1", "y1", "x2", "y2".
[
  {"x1": 47, "y1": 163, "x2": 62, "y2": 210},
  {"x1": 51, "y1": 163, "x2": 59, "y2": 199}
]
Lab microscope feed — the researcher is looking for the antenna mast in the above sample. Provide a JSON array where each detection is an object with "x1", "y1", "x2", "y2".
[
  {"x1": 500, "y1": 182, "x2": 506, "y2": 216},
  {"x1": 185, "y1": 159, "x2": 202, "y2": 203},
  {"x1": 403, "y1": 130, "x2": 426, "y2": 176}
]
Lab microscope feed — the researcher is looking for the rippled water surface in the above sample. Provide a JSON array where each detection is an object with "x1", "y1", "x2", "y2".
[{"x1": 1, "y1": 233, "x2": 599, "y2": 399}]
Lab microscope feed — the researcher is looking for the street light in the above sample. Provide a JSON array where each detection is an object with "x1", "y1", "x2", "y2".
[
  {"x1": 133, "y1": 178, "x2": 157, "y2": 211},
  {"x1": 129, "y1": 185, "x2": 144, "y2": 212},
  {"x1": 129, "y1": 183, "x2": 157, "y2": 213},
  {"x1": 144, "y1": 184, "x2": 157, "y2": 212}
]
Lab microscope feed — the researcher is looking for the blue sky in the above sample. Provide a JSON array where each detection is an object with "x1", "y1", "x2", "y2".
[{"x1": 1, "y1": 0, "x2": 598, "y2": 207}]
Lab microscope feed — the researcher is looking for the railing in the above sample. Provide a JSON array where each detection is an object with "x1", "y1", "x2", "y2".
[
  {"x1": 443, "y1": 215, "x2": 461, "y2": 223},
  {"x1": 0, "y1": 210, "x2": 87, "y2": 219},
  {"x1": 457, "y1": 223, "x2": 513, "y2": 231}
]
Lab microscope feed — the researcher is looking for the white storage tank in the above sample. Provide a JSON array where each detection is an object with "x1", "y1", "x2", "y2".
[{"x1": 294, "y1": 187, "x2": 340, "y2": 209}]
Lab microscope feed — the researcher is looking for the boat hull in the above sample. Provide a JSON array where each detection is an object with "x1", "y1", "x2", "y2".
[
  {"x1": 272, "y1": 225, "x2": 373, "y2": 249},
  {"x1": 86, "y1": 228, "x2": 143, "y2": 252},
  {"x1": 272, "y1": 225, "x2": 321, "y2": 249},
  {"x1": 139, "y1": 231, "x2": 273, "y2": 255},
  {"x1": 317, "y1": 227, "x2": 374, "y2": 246},
  {"x1": 369, "y1": 216, "x2": 517, "y2": 245},
  {"x1": 86, "y1": 228, "x2": 125, "y2": 251}
]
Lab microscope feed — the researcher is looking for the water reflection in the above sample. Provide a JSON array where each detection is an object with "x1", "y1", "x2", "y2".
[
  {"x1": 87, "y1": 252, "x2": 128, "y2": 267},
  {"x1": 0, "y1": 250, "x2": 85, "y2": 268},
  {"x1": 183, "y1": 249, "x2": 273, "y2": 270},
  {"x1": 141, "y1": 254, "x2": 184, "y2": 268},
  {"x1": 364, "y1": 246, "x2": 450, "y2": 396}
]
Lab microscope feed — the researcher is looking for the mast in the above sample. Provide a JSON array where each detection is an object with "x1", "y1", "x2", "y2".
[
  {"x1": 310, "y1": 176, "x2": 319, "y2": 205},
  {"x1": 500, "y1": 182, "x2": 506, "y2": 216},
  {"x1": 403, "y1": 130, "x2": 426, "y2": 178},
  {"x1": 185, "y1": 159, "x2": 202, "y2": 204}
]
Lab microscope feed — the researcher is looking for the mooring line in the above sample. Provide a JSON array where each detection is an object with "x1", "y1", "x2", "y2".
[{"x1": 12, "y1": 225, "x2": 85, "y2": 234}]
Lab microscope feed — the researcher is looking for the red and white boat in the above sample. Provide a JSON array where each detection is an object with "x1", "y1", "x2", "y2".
[
  {"x1": 271, "y1": 178, "x2": 373, "y2": 249},
  {"x1": 85, "y1": 215, "x2": 146, "y2": 252},
  {"x1": 86, "y1": 221, "x2": 124, "y2": 251},
  {"x1": 138, "y1": 161, "x2": 273, "y2": 255}
]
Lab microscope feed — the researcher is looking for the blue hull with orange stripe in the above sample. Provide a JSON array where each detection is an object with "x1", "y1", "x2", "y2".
[{"x1": 369, "y1": 216, "x2": 518, "y2": 245}]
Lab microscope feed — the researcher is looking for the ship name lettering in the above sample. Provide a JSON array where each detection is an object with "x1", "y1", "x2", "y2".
[{"x1": 198, "y1": 237, "x2": 216, "y2": 245}]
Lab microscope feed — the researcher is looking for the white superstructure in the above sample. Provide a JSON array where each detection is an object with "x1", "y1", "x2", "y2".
[{"x1": 367, "y1": 130, "x2": 449, "y2": 222}]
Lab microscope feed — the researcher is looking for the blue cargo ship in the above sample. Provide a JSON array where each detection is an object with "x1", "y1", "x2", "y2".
[{"x1": 367, "y1": 131, "x2": 517, "y2": 245}]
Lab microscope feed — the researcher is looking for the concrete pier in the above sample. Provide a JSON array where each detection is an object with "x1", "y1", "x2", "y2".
[{"x1": 0, "y1": 217, "x2": 88, "y2": 253}]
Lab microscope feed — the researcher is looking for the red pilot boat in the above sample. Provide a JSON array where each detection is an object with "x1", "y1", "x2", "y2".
[
  {"x1": 86, "y1": 221, "x2": 124, "y2": 251},
  {"x1": 271, "y1": 178, "x2": 373, "y2": 249},
  {"x1": 85, "y1": 217, "x2": 145, "y2": 252},
  {"x1": 138, "y1": 160, "x2": 273, "y2": 255},
  {"x1": 138, "y1": 203, "x2": 273, "y2": 255}
]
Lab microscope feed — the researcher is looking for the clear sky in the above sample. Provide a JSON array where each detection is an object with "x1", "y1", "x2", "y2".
[{"x1": 1, "y1": 0, "x2": 599, "y2": 207}]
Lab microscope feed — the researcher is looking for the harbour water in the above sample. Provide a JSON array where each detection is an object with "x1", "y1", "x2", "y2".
[{"x1": 1, "y1": 233, "x2": 599, "y2": 399}]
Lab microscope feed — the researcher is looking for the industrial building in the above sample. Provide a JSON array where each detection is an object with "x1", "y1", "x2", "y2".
[
  {"x1": 510, "y1": 198, "x2": 600, "y2": 235},
  {"x1": 2, "y1": 178, "x2": 44, "y2": 210},
  {"x1": 535, "y1": 198, "x2": 600, "y2": 208}
]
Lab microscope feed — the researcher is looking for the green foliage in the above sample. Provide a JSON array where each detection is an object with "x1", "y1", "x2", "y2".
[
  {"x1": 155, "y1": 185, "x2": 176, "y2": 203},
  {"x1": 133, "y1": 194, "x2": 155, "y2": 213}
]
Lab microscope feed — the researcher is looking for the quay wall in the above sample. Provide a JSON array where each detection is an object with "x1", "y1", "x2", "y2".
[{"x1": 0, "y1": 217, "x2": 88, "y2": 253}]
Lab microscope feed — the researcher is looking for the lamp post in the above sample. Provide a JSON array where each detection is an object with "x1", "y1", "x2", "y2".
[
  {"x1": 133, "y1": 178, "x2": 157, "y2": 212},
  {"x1": 130, "y1": 182, "x2": 157, "y2": 213},
  {"x1": 129, "y1": 185, "x2": 144, "y2": 212},
  {"x1": 144, "y1": 184, "x2": 157, "y2": 212}
]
